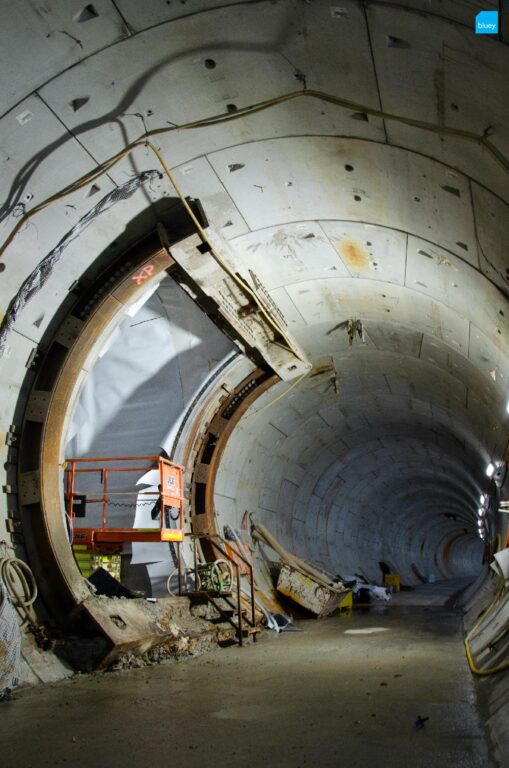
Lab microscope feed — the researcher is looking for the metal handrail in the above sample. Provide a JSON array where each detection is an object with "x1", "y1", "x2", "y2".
[
  {"x1": 64, "y1": 455, "x2": 185, "y2": 547},
  {"x1": 205, "y1": 533, "x2": 256, "y2": 630},
  {"x1": 184, "y1": 532, "x2": 257, "y2": 644}
]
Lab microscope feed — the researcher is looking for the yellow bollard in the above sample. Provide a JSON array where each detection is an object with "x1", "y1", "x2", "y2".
[
  {"x1": 384, "y1": 573, "x2": 401, "y2": 593},
  {"x1": 338, "y1": 591, "x2": 353, "y2": 617}
]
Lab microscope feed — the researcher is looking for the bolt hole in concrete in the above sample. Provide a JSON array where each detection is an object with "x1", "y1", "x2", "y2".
[
  {"x1": 441, "y1": 185, "x2": 461, "y2": 198},
  {"x1": 109, "y1": 615, "x2": 127, "y2": 629},
  {"x1": 73, "y1": 3, "x2": 99, "y2": 22}
]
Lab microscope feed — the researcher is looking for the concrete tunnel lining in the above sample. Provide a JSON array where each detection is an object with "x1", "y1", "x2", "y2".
[
  {"x1": 57, "y1": 241, "x2": 499, "y2": 591},
  {"x1": 17, "y1": 141, "x2": 507, "y2": 595},
  {"x1": 1, "y1": 1, "x2": 509, "y2": 763},
  {"x1": 0, "y1": 0, "x2": 508, "y2": 730}
]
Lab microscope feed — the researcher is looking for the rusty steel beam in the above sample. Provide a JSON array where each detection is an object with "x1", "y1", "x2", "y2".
[{"x1": 187, "y1": 369, "x2": 277, "y2": 547}]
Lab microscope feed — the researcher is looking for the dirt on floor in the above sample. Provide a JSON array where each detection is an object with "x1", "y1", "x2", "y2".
[{"x1": 0, "y1": 603, "x2": 495, "y2": 768}]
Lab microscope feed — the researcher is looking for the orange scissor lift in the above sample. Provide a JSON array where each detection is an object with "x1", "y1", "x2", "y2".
[{"x1": 65, "y1": 455, "x2": 185, "y2": 557}]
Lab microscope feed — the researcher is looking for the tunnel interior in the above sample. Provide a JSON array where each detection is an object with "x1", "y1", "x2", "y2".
[
  {"x1": 1, "y1": 1, "x2": 509, "y2": 764},
  {"x1": 0, "y1": 0, "x2": 507, "y2": 605},
  {"x1": 66, "y1": 247, "x2": 493, "y2": 593}
]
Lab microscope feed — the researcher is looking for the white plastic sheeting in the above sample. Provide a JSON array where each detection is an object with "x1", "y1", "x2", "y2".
[
  {"x1": 67, "y1": 277, "x2": 233, "y2": 462},
  {"x1": 0, "y1": 580, "x2": 20, "y2": 696},
  {"x1": 65, "y1": 274, "x2": 234, "y2": 594}
]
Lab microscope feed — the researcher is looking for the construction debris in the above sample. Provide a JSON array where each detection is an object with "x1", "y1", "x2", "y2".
[
  {"x1": 344, "y1": 577, "x2": 391, "y2": 602},
  {"x1": 277, "y1": 563, "x2": 348, "y2": 617},
  {"x1": 251, "y1": 521, "x2": 350, "y2": 616}
]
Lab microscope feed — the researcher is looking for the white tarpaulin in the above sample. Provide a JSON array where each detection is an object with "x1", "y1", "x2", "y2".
[{"x1": 0, "y1": 581, "x2": 20, "y2": 695}]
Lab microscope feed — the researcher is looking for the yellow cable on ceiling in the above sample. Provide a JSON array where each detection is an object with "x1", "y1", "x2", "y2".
[{"x1": 2, "y1": 88, "x2": 507, "y2": 263}]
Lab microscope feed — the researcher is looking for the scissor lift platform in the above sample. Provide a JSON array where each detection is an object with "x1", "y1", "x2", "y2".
[{"x1": 65, "y1": 455, "x2": 184, "y2": 554}]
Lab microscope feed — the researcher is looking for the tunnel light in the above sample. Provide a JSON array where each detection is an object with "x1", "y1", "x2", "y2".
[
  {"x1": 478, "y1": 507, "x2": 485, "y2": 517},
  {"x1": 480, "y1": 494, "x2": 487, "y2": 504},
  {"x1": 486, "y1": 462, "x2": 495, "y2": 478}
]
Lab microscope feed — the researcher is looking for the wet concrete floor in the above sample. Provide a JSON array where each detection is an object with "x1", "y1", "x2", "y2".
[{"x1": 1, "y1": 604, "x2": 493, "y2": 768}]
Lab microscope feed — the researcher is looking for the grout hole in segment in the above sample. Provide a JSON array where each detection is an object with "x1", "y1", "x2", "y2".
[
  {"x1": 70, "y1": 97, "x2": 89, "y2": 112},
  {"x1": 387, "y1": 35, "x2": 410, "y2": 49},
  {"x1": 73, "y1": 4, "x2": 99, "y2": 22},
  {"x1": 441, "y1": 185, "x2": 461, "y2": 198}
]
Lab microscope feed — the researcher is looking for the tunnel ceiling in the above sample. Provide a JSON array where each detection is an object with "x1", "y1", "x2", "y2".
[{"x1": 1, "y1": 0, "x2": 508, "y2": 586}]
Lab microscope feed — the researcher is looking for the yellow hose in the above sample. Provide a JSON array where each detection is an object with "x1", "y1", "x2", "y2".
[
  {"x1": 2, "y1": 87, "x2": 508, "y2": 262},
  {"x1": 465, "y1": 641, "x2": 509, "y2": 676},
  {"x1": 464, "y1": 586, "x2": 509, "y2": 676}
]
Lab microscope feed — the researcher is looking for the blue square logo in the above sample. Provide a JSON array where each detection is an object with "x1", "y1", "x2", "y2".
[{"x1": 475, "y1": 10, "x2": 499, "y2": 34}]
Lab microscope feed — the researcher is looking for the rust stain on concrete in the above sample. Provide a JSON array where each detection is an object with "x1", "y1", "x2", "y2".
[{"x1": 337, "y1": 239, "x2": 369, "y2": 271}]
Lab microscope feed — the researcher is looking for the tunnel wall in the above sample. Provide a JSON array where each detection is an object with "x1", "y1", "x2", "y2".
[
  {"x1": 0, "y1": 1, "x2": 507, "y2": 728},
  {"x1": 460, "y1": 568, "x2": 509, "y2": 767},
  {"x1": 1, "y1": 1, "x2": 508, "y2": 556},
  {"x1": 214, "y1": 368, "x2": 486, "y2": 584}
]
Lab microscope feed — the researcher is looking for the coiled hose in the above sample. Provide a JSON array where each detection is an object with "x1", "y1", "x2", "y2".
[
  {"x1": 0, "y1": 556, "x2": 38, "y2": 630},
  {"x1": 464, "y1": 586, "x2": 509, "y2": 676}
]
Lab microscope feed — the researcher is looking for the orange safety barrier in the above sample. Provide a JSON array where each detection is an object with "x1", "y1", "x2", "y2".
[{"x1": 65, "y1": 455, "x2": 184, "y2": 553}]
